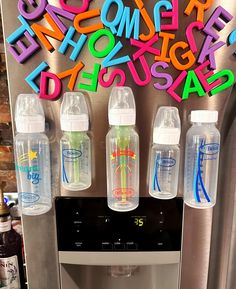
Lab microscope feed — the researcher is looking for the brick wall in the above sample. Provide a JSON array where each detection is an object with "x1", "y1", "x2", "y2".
[{"x1": 0, "y1": 13, "x2": 17, "y2": 192}]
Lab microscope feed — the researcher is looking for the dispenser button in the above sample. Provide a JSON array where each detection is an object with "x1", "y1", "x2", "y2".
[
  {"x1": 73, "y1": 220, "x2": 82, "y2": 225},
  {"x1": 114, "y1": 243, "x2": 125, "y2": 250},
  {"x1": 126, "y1": 243, "x2": 138, "y2": 250},
  {"x1": 74, "y1": 241, "x2": 83, "y2": 248},
  {"x1": 102, "y1": 242, "x2": 113, "y2": 250}
]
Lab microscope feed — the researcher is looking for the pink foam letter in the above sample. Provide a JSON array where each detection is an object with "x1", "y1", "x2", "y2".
[
  {"x1": 127, "y1": 55, "x2": 151, "y2": 86},
  {"x1": 167, "y1": 71, "x2": 187, "y2": 102},
  {"x1": 40, "y1": 71, "x2": 62, "y2": 101},
  {"x1": 59, "y1": 0, "x2": 91, "y2": 14},
  {"x1": 186, "y1": 21, "x2": 204, "y2": 53},
  {"x1": 161, "y1": 0, "x2": 178, "y2": 30}
]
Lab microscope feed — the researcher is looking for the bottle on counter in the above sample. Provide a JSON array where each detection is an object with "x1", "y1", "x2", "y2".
[
  {"x1": 149, "y1": 107, "x2": 181, "y2": 199},
  {"x1": 106, "y1": 87, "x2": 139, "y2": 212},
  {"x1": 60, "y1": 92, "x2": 92, "y2": 191},
  {"x1": 184, "y1": 110, "x2": 220, "y2": 209},
  {"x1": 14, "y1": 94, "x2": 52, "y2": 216},
  {"x1": 0, "y1": 182, "x2": 26, "y2": 289}
]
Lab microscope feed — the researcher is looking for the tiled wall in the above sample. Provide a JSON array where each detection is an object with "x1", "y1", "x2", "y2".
[{"x1": 0, "y1": 14, "x2": 17, "y2": 192}]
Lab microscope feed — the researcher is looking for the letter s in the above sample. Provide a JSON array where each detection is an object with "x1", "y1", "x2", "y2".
[{"x1": 151, "y1": 61, "x2": 173, "y2": 90}]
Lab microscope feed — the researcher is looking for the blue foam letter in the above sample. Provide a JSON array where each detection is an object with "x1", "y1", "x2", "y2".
[
  {"x1": 154, "y1": 1, "x2": 173, "y2": 32},
  {"x1": 25, "y1": 62, "x2": 49, "y2": 93},
  {"x1": 58, "y1": 27, "x2": 87, "y2": 61},
  {"x1": 117, "y1": 7, "x2": 140, "y2": 40},
  {"x1": 101, "y1": 0, "x2": 123, "y2": 34},
  {"x1": 103, "y1": 41, "x2": 131, "y2": 67},
  {"x1": 7, "y1": 15, "x2": 35, "y2": 44}
]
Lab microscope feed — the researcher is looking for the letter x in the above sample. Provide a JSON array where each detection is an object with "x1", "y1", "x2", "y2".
[{"x1": 131, "y1": 34, "x2": 160, "y2": 61}]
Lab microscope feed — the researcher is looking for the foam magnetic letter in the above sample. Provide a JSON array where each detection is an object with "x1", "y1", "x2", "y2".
[
  {"x1": 228, "y1": 29, "x2": 236, "y2": 56},
  {"x1": 98, "y1": 68, "x2": 126, "y2": 87},
  {"x1": 57, "y1": 62, "x2": 84, "y2": 91},
  {"x1": 153, "y1": 1, "x2": 172, "y2": 32},
  {"x1": 127, "y1": 55, "x2": 151, "y2": 86},
  {"x1": 88, "y1": 29, "x2": 115, "y2": 58},
  {"x1": 167, "y1": 71, "x2": 187, "y2": 102},
  {"x1": 101, "y1": 0, "x2": 123, "y2": 34},
  {"x1": 186, "y1": 21, "x2": 204, "y2": 53},
  {"x1": 25, "y1": 62, "x2": 49, "y2": 93},
  {"x1": 131, "y1": 35, "x2": 160, "y2": 61},
  {"x1": 135, "y1": 0, "x2": 155, "y2": 41},
  {"x1": 208, "y1": 70, "x2": 235, "y2": 96},
  {"x1": 182, "y1": 70, "x2": 205, "y2": 100},
  {"x1": 40, "y1": 72, "x2": 62, "y2": 101},
  {"x1": 74, "y1": 9, "x2": 104, "y2": 34},
  {"x1": 18, "y1": 0, "x2": 47, "y2": 20},
  {"x1": 198, "y1": 36, "x2": 225, "y2": 69},
  {"x1": 102, "y1": 42, "x2": 131, "y2": 67},
  {"x1": 161, "y1": 0, "x2": 179, "y2": 31},
  {"x1": 203, "y1": 6, "x2": 233, "y2": 41},
  {"x1": 155, "y1": 32, "x2": 175, "y2": 62},
  {"x1": 7, "y1": 15, "x2": 35, "y2": 44},
  {"x1": 184, "y1": 0, "x2": 213, "y2": 22},
  {"x1": 46, "y1": 4, "x2": 75, "y2": 34},
  {"x1": 194, "y1": 60, "x2": 221, "y2": 91},
  {"x1": 151, "y1": 61, "x2": 173, "y2": 90},
  {"x1": 170, "y1": 41, "x2": 195, "y2": 70},
  {"x1": 8, "y1": 31, "x2": 40, "y2": 63},
  {"x1": 31, "y1": 13, "x2": 65, "y2": 52},
  {"x1": 59, "y1": 0, "x2": 92, "y2": 14},
  {"x1": 117, "y1": 7, "x2": 140, "y2": 40},
  {"x1": 58, "y1": 27, "x2": 87, "y2": 61},
  {"x1": 78, "y1": 64, "x2": 101, "y2": 92}
]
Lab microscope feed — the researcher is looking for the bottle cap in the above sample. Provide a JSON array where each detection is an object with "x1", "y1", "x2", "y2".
[
  {"x1": 191, "y1": 110, "x2": 218, "y2": 123},
  {"x1": 60, "y1": 92, "x2": 89, "y2": 132},
  {"x1": 15, "y1": 94, "x2": 45, "y2": 133},
  {"x1": 0, "y1": 182, "x2": 10, "y2": 216},
  {"x1": 108, "y1": 87, "x2": 136, "y2": 126},
  {"x1": 153, "y1": 106, "x2": 181, "y2": 145}
]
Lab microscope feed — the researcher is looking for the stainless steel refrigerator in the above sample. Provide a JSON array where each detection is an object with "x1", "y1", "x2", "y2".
[{"x1": 1, "y1": 0, "x2": 236, "y2": 288}]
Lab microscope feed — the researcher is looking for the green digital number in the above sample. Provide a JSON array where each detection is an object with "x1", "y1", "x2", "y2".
[{"x1": 134, "y1": 217, "x2": 144, "y2": 227}]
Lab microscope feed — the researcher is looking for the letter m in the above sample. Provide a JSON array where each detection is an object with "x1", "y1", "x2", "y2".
[{"x1": 116, "y1": 7, "x2": 140, "y2": 40}]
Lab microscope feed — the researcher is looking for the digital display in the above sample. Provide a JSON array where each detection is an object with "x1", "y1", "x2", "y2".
[
  {"x1": 132, "y1": 216, "x2": 146, "y2": 227},
  {"x1": 98, "y1": 215, "x2": 146, "y2": 227}
]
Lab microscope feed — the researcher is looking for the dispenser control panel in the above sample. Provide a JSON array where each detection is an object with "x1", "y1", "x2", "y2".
[{"x1": 56, "y1": 197, "x2": 183, "y2": 251}]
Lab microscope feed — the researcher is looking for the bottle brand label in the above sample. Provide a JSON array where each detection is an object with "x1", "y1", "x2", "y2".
[
  {"x1": 0, "y1": 255, "x2": 20, "y2": 289},
  {"x1": 199, "y1": 143, "x2": 220, "y2": 155},
  {"x1": 16, "y1": 150, "x2": 41, "y2": 185},
  {"x1": 62, "y1": 149, "x2": 83, "y2": 184},
  {"x1": 62, "y1": 149, "x2": 82, "y2": 159},
  {"x1": 193, "y1": 141, "x2": 220, "y2": 203},
  {"x1": 110, "y1": 150, "x2": 136, "y2": 160},
  {"x1": 110, "y1": 148, "x2": 137, "y2": 200},
  {"x1": 18, "y1": 192, "x2": 40, "y2": 204},
  {"x1": 157, "y1": 157, "x2": 176, "y2": 167},
  {"x1": 0, "y1": 221, "x2": 11, "y2": 233},
  {"x1": 153, "y1": 156, "x2": 176, "y2": 192}
]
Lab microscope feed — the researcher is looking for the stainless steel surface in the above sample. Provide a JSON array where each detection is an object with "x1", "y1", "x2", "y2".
[
  {"x1": 1, "y1": 1, "x2": 236, "y2": 289},
  {"x1": 208, "y1": 89, "x2": 236, "y2": 289},
  {"x1": 60, "y1": 264, "x2": 180, "y2": 289},
  {"x1": 59, "y1": 251, "x2": 180, "y2": 265}
]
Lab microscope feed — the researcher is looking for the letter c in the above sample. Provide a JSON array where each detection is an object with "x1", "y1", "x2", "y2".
[{"x1": 18, "y1": 0, "x2": 47, "y2": 20}]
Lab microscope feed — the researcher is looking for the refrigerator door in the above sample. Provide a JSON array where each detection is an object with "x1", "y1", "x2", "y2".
[{"x1": 1, "y1": 1, "x2": 236, "y2": 289}]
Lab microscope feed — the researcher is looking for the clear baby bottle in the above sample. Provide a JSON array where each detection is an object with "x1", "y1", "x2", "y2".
[
  {"x1": 184, "y1": 110, "x2": 220, "y2": 209},
  {"x1": 60, "y1": 92, "x2": 91, "y2": 191},
  {"x1": 149, "y1": 107, "x2": 181, "y2": 199},
  {"x1": 14, "y1": 94, "x2": 52, "y2": 216},
  {"x1": 106, "y1": 87, "x2": 139, "y2": 212}
]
